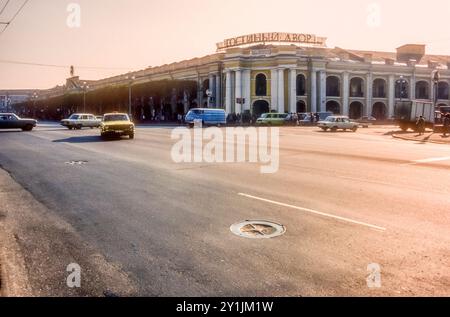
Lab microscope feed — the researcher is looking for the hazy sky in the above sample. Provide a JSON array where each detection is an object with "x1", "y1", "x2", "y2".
[{"x1": 1, "y1": 0, "x2": 450, "y2": 89}]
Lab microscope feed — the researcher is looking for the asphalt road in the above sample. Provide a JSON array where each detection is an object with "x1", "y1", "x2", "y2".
[{"x1": 0, "y1": 123, "x2": 449, "y2": 296}]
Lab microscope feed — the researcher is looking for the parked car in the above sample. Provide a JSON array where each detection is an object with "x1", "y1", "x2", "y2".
[
  {"x1": 185, "y1": 108, "x2": 227, "y2": 128},
  {"x1": 60, "y1": 113, "x2": 102, "y2": 130},
  {"x1": 356, "y1": 116, "x2": 377, "y2": 128},
  {"x1": 256, "y1": 113, "x2": 288, "y2": 126},
  {"x1": 299, "y1": 112, "x2": 334, "y2": 126},
  {"x1": 318, "y1": 116, "x2": 359, "y2": 132},
  {"x1": 100, "y1": 113, "x2": 135, "y2": 139},
  {"x1": 0, "y1": 113, "x2": 37, "y2": 131}
]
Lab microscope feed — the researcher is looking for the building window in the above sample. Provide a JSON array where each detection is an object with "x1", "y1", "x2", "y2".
[
  {"x1": 373, "y1": 79, "x2": 386, "y2": 98},
  {"x1": 350, "y1": 77, "x2": 364, "y2": 98},
  {"x1": 416, "y1": 81, "x2": 430, "y2": 99},
  {"x1": 296, "y1": 74, "x2": 306, "y2": 96},
  {"x1": 438, "y1": 82, "x2": 449, "y2": 100},
  {"x1": 255, "y1": 74, "x2": 267, "y2": 96},
  {"x1": 326, "y1": 76, "x2": 340, "y2": 97}
]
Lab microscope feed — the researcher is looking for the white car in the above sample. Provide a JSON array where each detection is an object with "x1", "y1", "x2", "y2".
[
  {"x1": 318, "y1": 116, "x2": 358, "y2": 132},
  {"x1": 61, "y1": 113, "x2": 102, "y2": 130}
]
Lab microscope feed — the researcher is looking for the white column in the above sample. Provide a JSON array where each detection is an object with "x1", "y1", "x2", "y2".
[
  {"x1": 342, "y1": 72, "x2": 350, "y2": 116},
  {"x1": 235, "y1": 69, "x2": 242, "y2": 114},
  {"x1": 388, "y1": 74, "x2": 395, "y2": 118},
  {"x1": 271, "y1": 69, "x2": 278, "y2": 112},
  {"x1": 410, "y1": 73, "x2": 416, "y2": 100},
  {"x1": 318, "y1": 70, "x2": 326, "y2": 112},
  {"x1": 242, "y1": 69, "x2": 251, "y2": 112},
  {"x1": 215, "y1": 74, "x2": 221, "y2": 108},
  {"x1": 366, "y1": 73, "x2": 373, "y2": 116},
  {"x1": 277, "y1": 68, "x2": 285, "y2": 113},
  {"x1": 289, "y1": 69, "x2": 297, "y2": 113},
  {"x1": 310, "y1": 70, "x2": 317, "y2": 113},
  {"x1": 225, "y1": 70, "x2": 232, "y2": 114}
]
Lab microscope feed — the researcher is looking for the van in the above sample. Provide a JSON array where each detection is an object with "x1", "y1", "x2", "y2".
[
  {"x1": 256, "y1": 113, "x2": 288, "y2": 126},
  {"x1": 185, "y1": 108, "x2": 227, "y2": 128}
]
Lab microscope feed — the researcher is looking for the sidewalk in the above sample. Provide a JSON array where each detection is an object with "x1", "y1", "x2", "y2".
[
  {"x1": 392, "y1": 131, "x2": 450, "y2": 144},
  {"x1": 0, "y1": 168, "x2": 137, "y2": 297}
]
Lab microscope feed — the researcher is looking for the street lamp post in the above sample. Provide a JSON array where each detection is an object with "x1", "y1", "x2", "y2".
[
  {"x1": 432, "y1": 70, "x2": 441, "y2": 132},
  {"x1": 125, "y1": 75, "x2": 136, "y2": 119},
  {"x1": 397, "y1": 76, "x2": 407, "y2": 101},
  {"x1": 31, "y1": 92, "x2": 38, "y2": 118},
  {"x1": 81, "y1": 82, "x2": 89, "y2": 113}
]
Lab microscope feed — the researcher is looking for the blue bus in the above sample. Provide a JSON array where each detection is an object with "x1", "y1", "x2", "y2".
[{"x1": 185, "y1": 108, "x2": 226, "y2": 128}]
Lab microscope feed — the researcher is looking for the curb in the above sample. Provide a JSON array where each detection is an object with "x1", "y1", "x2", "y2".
[{"x1": 392, "y1": 133, "x2": 450, "y2": 145}]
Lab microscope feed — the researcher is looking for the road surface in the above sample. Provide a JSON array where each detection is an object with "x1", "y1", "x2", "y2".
[{"x1": 0, "y1": 123, "x2": 449, "y2": 296}]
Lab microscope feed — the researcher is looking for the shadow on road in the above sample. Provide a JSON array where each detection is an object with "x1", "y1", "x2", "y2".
[
  {"x1": 53, "y1": 135, "x2": 121, "y2": 143},
  {"x1": 0, "y1": 130, "x2": 23, "y2": 133}
]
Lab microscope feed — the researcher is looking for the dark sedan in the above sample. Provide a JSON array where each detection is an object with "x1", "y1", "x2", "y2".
[{"x1": 0, "y1": 113, "x2": 37, "y2": 131}]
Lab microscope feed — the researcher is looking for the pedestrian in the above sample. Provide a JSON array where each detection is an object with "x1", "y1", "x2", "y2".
[
  {"x1": 416, "y1": 116, "x2": 425, "y2": 136},
  {"x1": 315, "y1": 113, "x2": 320, "y2": 123},
  {"x1": 309, "y1": 112, "x2": 314, "y2": 125},
  {"x1": 443, "y1": 113, "x2": 450, "y2": 137}
]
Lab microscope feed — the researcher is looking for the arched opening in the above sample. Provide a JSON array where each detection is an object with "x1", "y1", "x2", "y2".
[
  {"x1": 416, "y1": 81, "x2": 430, "y2": 99},
  {"x1": 373, "y1": 79, "x2": 386, "y2": 98},
  {"x1": 255, "y1": 74, "x2": 267, "y2": 96},
  {"x1": 438, "y1": 82, "x2": 449, "y2": 100},
  {"x1": 326, "y1": 101, "x2": 340, "y2": 114},
  {"x1": 395, "y1": 79, "x2": 409, "y2": 99},
  {"x1": 296, "y1": 74, "x2": 306, "y2": 96},
  {"x1": 349, "y1": 102, "x2": 363, "y2": 119},
  {"x1": 350, "y1": 77, "x2": 364, "y2": 97},
  {"x1": 252, "y1": 100, "x2": 270, "y2": 118},
  {"x1": 296, "y1": 100, "x2": 306, "y2": 113},
  {"x1": 372, "y1": 102, "x2": 387, "y2": 120},
  {"x1": 202, "y1": 79, "x2": 210, "y2": 98},
  {"x1": 326, "y1": 76, "x2": 340, "y2": 97}
]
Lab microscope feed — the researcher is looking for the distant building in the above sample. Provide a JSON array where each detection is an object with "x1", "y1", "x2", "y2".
[
  {"x1": 8, "y1": 32, "x2": 450, "y2": 118},
  {"x1": 0, "y1": 90, "x2": 35, "y2": 112}
]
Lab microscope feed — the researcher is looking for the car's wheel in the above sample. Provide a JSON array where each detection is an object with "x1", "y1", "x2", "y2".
[
  {"x1": 331, "y1": 126, "x2": 338, "y2": 132},
  {"x1": 321, "y1": 127, "x2": 328, "y2": 131},
  {"x1": 68, "y1": 126, "x2": 73, "y2": 130},
  {"x1": 22, "y1": 124, "x2": 34, "y2": 132},
  {"x1": 352, "y1": 126, "x2": 358, "y2": 132}
]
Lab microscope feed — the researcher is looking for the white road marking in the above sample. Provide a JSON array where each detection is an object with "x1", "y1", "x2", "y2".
[
  {"x1": 404, "y1": 156, "x2": 450, "y2": 166},
  {"x1": 238, "y1": 193, "x2": 387, "y2": 232}
]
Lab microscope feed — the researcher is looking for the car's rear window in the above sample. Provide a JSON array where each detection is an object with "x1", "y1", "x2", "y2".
[{"x1": 104, "y1": 115, "x2": 129, "y2": 122}]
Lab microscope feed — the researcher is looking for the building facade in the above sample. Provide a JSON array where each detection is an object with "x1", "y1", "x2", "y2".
[
  {"x1": 0, "y1": 90, "x2": 36, "y2": 112},
  {"x1": 23, "y1": 32, "x2": 450, "y2": 119}
]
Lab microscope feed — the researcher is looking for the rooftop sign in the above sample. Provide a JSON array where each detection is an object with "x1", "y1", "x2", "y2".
[{"x1": 216, "y1": 32, "x2": 327, "y2": 50}]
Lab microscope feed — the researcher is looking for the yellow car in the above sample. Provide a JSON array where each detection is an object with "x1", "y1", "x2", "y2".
[{"x1": 100, "y1": 113, "x2": 135, "y2": 139}]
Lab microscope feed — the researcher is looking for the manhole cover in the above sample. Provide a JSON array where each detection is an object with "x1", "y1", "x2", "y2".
[
  {"x1": 230, "y1": 220, "x2": 286, "y2": 239},
  {"x1": 65, "y1": 160, "x2": 88, "y2": 165}
]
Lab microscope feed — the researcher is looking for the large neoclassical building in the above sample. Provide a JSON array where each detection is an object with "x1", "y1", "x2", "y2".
[{"x1": 38, "y1": 32, "x2": 450, "y2": 119}]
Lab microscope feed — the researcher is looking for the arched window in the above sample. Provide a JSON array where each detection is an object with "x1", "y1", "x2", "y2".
[
  {"x1": 438, "y1": 82, "x2": 449, "y2": 100},
  {"x1": 296, "y1": 74, "x2": 306, "y2": 96},
  {"x1": 326, "y1": 76, "x2": 340, "y2": 97},
  {"x1": 350, "y1": 77, "x2": 364, "y2": 97},
  {"x1": 373, "y1": 79, "x2": 386, "y2": 98},
  {"x1": 416, "y1": 81, "x2": 430, "y2": 99},
  {"x1": 255, "y1": 74, "x2": 267, "y2": 96}
]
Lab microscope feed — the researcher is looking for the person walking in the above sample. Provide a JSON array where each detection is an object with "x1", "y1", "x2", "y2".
[
  {"x1": 443, "y1": 113, "x2": 450, "y2": 137},
  {"x1": 416, "y1": 116, "x2": 425, "y2": 136}
]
